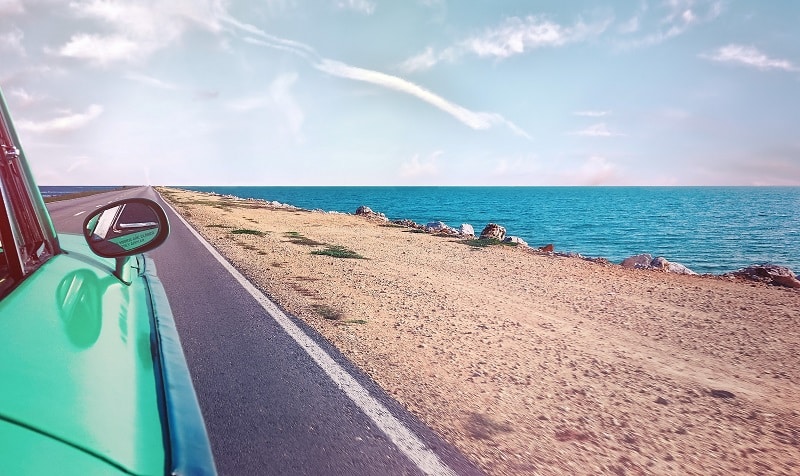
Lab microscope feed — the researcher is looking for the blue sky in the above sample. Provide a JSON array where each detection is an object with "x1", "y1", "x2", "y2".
[{"x1": 1, "y1": 0, "x2": 799, "y2": 186}]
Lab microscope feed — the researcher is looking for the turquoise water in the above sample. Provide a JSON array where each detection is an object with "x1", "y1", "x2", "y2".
[{"x1": 185, "y1": 186, "x2": 799, "y2": 275}]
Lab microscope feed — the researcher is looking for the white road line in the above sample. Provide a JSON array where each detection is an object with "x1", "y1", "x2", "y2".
[
  {"x1": 73, "y1": 211, "x2": 86, "y2": 216},
  {"x1": 160, "y1": 197, "x2": 458, "y2": 476}
]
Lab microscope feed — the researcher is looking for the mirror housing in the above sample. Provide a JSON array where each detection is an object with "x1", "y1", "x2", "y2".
[{"x1": 83, "y1": 198, "x2": 169, "y2": 259}]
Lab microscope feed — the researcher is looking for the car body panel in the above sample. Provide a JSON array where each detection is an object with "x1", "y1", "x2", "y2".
[
  {"x1": 0, "y1": 234, "x2": 165, "y2": 474},
  {"x1": 0, "y1": 419, "x2": 127, "y2": 475}
]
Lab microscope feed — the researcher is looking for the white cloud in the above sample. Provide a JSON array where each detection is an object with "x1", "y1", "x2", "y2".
[
  {"x1": 400, "y1": 151, "x2": 441, "y2": 178},
  {"x1": 228, "y1": 9, "x2": 529, "y2": 136},
  {"x1": 570, "y1": 123, "x2": 623, "y2": 137},
  {"x1": 398, "y1": 15, "x2": 609, "y2": 72},
  {"x1": 66, "y1": 157, "x2": 91, "y2": 173},
  {"x1": 462, "y1": 15, "x2": 608, "y2": 59},
  {"x1": 124, "y1": 72, "x2": 179, "y2": 90},
  {"x1": 574, "y1": 110, "x2": 610, "y2": 117},
  {"x1": 317, "y1": 59, "x2": 530, "y2": 137},
  {"x1": 336, "y1": 0, "x2": 375, "y2": 15},
  {"x1": 399, "y1": 47, "x2": 439, "y2": 73},
  {"x1": 0, "y1": 0, "x2": 24, "y2": 15},
  {"x1": 227, "y1": 73, "x2": 304, "y2": 142},
  {"x1": 574, "y1": 156, "x2": 620, "y2": 185},
  {"x1": 621, "y1": 0, "x2": 723, "y2": 48},
  {"x1": 701, "y1": 44, "x2": 799, "y2": 72},
  {"x1": 8, "y1": 88, "x2": 44, "y2": 108},
  {"x1": 56, "y1": 33, "x2": 140, "y2": 65},
  {"x1": 269, "y1": 72, "x2": 304, "y2": 142},
  {"x1": 0, "y1": 26, "x2": 25, "y2": 55},
  {"x1": 618, "y1": 15, "x2": 640, "y2": 34},
  {"x1": 227, "y1": 95, "x2": 270, "y2": 112},
  {"x1": 52, "y1": 0, "x2": 232, "y2": 65},
  {"x1": 17, "y1": 104, "x2": 104, "y2": 133},
  {"x1": 491, "y1": 157, "x2": 538, "y2": 177}
]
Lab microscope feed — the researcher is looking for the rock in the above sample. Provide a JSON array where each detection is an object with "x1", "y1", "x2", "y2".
[
  {"x1": 664, "y1": 261, "x2": 697, "y2": 275},
  {"x1": 503, "y1": 236, "x2": 528, "y2": 247},
  {"x1": 651, "y1": 256, "x2": 697, "y2": 275},
  {"x1": 425, "y1": 221, "x2": 450, "y2": 232},
  {"x1": 355, "y1": 205, "x2": 388, "y2": 221},
  {"x1": 655, "y1": 396, "x2": 669, "y2": 405},
  {"x1": 458, "y1": 224, "x2": 475, "y2": 237},
  {"x1": 621, "y1": 254, "x2": 653, "y2": 269},
  {"x1": 709, "y1": 389, "x2": 735, "y2": 399},
  {"x1": 355, "y1": 205, "x2": 373, "y2": 216},
  {"x1": 479, "y1": 223, "x2": 506, "y2": 241},
  {"x1": 620, "y1": 254, "x2": 697, "y2": 275},
  {"x1": 392, "y1": 219, "x2": 421, "y2": 229},
  {"x1": 650, "y1": 256, "x2": 669, "y2": 269},
  {"x1": 729, "y1": 264, "x2": 800, "y2": 289},
  {"x1": 539, "y1": 244, "x2": 554, "y2": 253}
]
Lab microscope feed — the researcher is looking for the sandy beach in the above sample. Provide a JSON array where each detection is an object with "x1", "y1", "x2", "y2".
[{"x1": 158, "y1": 187, "x2": 799, "y2": 476}]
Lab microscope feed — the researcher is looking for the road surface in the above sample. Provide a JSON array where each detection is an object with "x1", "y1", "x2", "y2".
[{"x1": 48, "y1": 186, "x2": 483, "y2": 476}]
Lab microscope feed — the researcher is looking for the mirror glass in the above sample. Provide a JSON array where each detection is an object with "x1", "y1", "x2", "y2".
[{"x1": 85, "y1": 201, "x2": 165, "y2": 257}]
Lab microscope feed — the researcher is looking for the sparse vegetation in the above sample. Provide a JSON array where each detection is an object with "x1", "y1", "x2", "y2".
[
  {"x1": 462, "y1": 238, "x2": 516, "y2": 248},
  {"x1": 284, "y1": 231, "x2": 324, "y2": 246},
  {"x1": 311, "y1": 304, "x2": 344, "y2": 321},
  {"x1": 230, "y1": 229, "x2": 264, "y2": 236},
  {"x1": 343, "y1": 319, "x2": 367, "y2": 325},
  {"x1": 311, "y1": 245, "x2": 364, "y2": 259}
]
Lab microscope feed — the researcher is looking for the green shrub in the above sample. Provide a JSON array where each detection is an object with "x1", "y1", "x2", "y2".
[
  {"x1": 311, "y1": 304, "x2": 344, "y2": 320},
  {"x1": 311, "y1": 245, "x2": 364, "y2": 259},
  {"x1": 285, "y1": 231, "x2": 324, "y2": 246},
  {"x1": 230, "y1": 229, "x2": 264, "y2": 236},
  {"x1": 462, "y1": 238, "x2": 516, "y2": 248}
]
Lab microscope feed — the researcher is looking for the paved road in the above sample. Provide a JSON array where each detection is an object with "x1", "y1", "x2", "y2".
[{"x1": 48, "y1": 186, "x2": 483, "y2": 476}]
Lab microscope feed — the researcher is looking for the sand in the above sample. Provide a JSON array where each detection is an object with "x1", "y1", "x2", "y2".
[{"x1": 158, "y1": 187, "x2": 800, "y2": 475}]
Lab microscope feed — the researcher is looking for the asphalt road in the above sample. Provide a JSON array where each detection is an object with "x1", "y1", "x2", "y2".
[{"x1": 48, "y1": 186, "x2": 483, "y2": 476}]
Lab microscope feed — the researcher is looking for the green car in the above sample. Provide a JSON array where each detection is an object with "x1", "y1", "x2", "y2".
[{"x1": 0, "y1": 90, "x2": 215, "y2": 474}]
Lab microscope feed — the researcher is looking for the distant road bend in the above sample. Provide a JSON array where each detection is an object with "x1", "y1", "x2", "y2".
[{"x1": 48, "y1": 186, "x2": 482, "y2": 476}]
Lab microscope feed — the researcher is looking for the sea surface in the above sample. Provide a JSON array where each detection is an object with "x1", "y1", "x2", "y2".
[
  {"x1": 39, "y1": 185, "x2": 120, "y2": 199},
  {"x1": 183, "y1": 186, "x2": 800, "y2": 275}
]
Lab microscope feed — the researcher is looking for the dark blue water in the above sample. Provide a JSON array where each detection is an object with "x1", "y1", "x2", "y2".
[
  {"x1": 184, "y1": 186, "x2": 799, "y2": 275},
  {"x1": 39, "y1": 185, "x2": 119, "y2": 198}
]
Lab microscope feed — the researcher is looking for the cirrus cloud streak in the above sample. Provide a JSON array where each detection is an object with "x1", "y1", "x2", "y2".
[{"x1": 701, "y1": 44, "x2": 799, "y2": 72}]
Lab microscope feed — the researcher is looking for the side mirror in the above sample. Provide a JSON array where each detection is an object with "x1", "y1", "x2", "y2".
[{"x1": 83, "y1": 198, "x2": 169, "y2": 259}]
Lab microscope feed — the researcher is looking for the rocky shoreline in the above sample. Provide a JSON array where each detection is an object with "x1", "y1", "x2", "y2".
[{"x1": 357, "y1": 203, "x2": 800, "y2": 289}]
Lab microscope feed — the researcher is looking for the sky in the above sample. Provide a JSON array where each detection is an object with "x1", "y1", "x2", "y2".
[{"x1": 1, "y1": 0, "x2": 799, "y2": 186}]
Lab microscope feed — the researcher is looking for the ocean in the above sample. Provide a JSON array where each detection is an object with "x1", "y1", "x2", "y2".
[
  {"x1": 181, "y1": 186, "x2": 800, "y2": 276},
  {"x1": 39, "y1": 185, "x2": 120, "y2": 199}
]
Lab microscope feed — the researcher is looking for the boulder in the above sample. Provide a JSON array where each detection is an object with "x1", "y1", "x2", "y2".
[
  {"x1": 503, "y1": 236, "x2": 528, "y2": 247},
  {"x1": 730, "y1": 265, "x2": 800, "y2": 289},
  {"x1": 479, "y1": 223, "x2": 506, "y2": 241},
  {"x1": 355, "y1": 205, "x2": 373, "y2": 216},
  {"x1": 621, "y1": 254, "x2": 653, "y2": 269},
  {"x1": 393, "y1": 219, "x2": 421, "y2": 229},
  {"x1": 355, "y1": 205, "x2": 388, "y2": 221},
  {"x1": 458, "y1": 224, "x2": 475, "y2": 237},
  {"x1": 539, "y1": 243, "x2": 554, "y2": 253},
  {"x1": 650, "y1": 256, "x2": 697, "y2": 275},
  {"x1": 425, "y1": 221, "x2": 451, "y2": 233}
]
